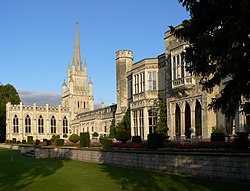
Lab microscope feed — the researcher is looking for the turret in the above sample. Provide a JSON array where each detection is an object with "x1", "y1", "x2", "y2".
[
  {"x1": 62, "y1": 79, "x2": 67, "y2": 93},
  {"x1": 115, "y1": 50, "x2": 133, "y2": 113},
  {"x1": 69, "y1": 77, "x2": 74, "y2": 94},
  {"x1": 88, "y1": 79, "x2": 93, "y2": 96}
]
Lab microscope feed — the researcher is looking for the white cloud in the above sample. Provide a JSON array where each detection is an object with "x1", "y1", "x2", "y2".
[{"x1": 17, "y1": 89, "x2": 61, "y2": 106}]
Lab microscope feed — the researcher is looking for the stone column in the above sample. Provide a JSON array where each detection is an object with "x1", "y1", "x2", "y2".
[{"x1": 143, "y1": 107, "x2": 149, "y2": 140}]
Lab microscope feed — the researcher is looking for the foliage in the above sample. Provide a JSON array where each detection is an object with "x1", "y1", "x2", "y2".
[
  {"x1": 22, "y1": 140, "x2": 26, "y2": 144},
  {"x1": 99, "y1": 136, "x2": 112, "y2": 149},
  {"x1": 55, "y1": 139, "x2": 64, "y2": 147},
  {"x1": 171, "y1": 0, "x2": 250, "y2": 116},
  {"x1": 234, "y1": 132, "x2": 249, "y2": 149},
  {"x1": 92, "y1": 132, "x2": 99, "y2": 138},
  {"x1": 12, "y1": 138, "x2": 16, "y2": 144},
  {"x1": 35, "y1": 139, "x2": 40, "y2": 145},
  {"x1": 132, "y1": 136, "x2": 142, "y2": 144},
  {"x1": 116, "y1": 108, "x2": 131, "y2": 131},
  {"x1": 155, "y1": 100, "x2": 169, "y2": 138},
  {"x1": 0, "y1": 84, "x2": 21, "y2": 142},
  {"x1": 80, "y1": 132, "x2": 90, "y2": 147},
  {"x1": 63, "y1": 134, "x2": 68, "y2": 138},
  {"x1": 115, "y1": 129, "x2": 131, "y2": 143},
  {"x1": 69, "y1": 134, "x2": 80, "y2": 143},
  {"x1": 109, "y1": 124, "x2": 116, "y2": 138},
  {"x1": 51, "y1": 135, "x2": 60, "y2": 142},
  {"x1": 212, "y1": 125, "x2": 224, "y2": 134},
  {"x1": 112, "y1": 142, "x2": 146, "y2": 149},
  {"x1": 27, "y1": 136, "x2": 33, "y2": 144},
  {"x1": 147, "y1": 133, "x2": 165, "y2": 149}
]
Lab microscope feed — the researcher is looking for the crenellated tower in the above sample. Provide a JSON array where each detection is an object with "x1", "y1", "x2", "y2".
[
  {"x1": 61, "y1": 21, "x2": 94, "y2": 118},
  {"x1": 115, "y1": 50, "x2": 133, "y2": 123}
]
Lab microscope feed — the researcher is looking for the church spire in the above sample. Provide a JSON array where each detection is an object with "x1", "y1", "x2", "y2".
[{"x1": 73, "y1": 19, "x2": 82, "y2": 71}]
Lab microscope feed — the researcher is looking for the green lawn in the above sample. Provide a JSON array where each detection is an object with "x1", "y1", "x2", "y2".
[{"x1": 0, "y1": 148, "x2": 249, "y2": 191}]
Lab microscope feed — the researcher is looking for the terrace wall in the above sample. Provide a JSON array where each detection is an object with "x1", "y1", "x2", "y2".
[{"x1": 12, "y1": 145, "x2": 250, "y2": 183}]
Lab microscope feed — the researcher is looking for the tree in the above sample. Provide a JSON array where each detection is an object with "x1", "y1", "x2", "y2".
[
  {"x1": 155, "y1": 100, "x2": 169, "y2": 138},
  {"x1": 0, "y1": 84, "x2": 21, "y2": 142},
  {"x1": 116, "y1": 108, "x2": 131, "y2": 131},
  {"x1": 171, "y1": 0, "x2": 250, "y2": 116}
]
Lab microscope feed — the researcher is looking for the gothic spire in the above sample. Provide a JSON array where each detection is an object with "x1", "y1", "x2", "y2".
[{"x1": 73, "y1": 19, "x2": 82, "y2": 71}]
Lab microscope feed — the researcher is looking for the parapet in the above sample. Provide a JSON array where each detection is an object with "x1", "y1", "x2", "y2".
[{"x1": 116, "y1": 50, "x2": 133, "y2": 61}]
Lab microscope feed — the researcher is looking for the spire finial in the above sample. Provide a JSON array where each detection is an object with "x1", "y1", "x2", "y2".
[
  {"x1": 76, "y1": 16, "x2": 78, "y2": 24},
  {"x1": 72, "y1": 19, "x2": 81, "y2": 71}
]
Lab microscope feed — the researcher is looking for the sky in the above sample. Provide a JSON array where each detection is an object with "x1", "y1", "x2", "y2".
[{"x1": 0, "y1": 0, "x2": 189, "y2": 106}]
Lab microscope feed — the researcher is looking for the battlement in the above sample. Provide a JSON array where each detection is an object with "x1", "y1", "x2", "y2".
[{"x1": 116, "y1": 50, "x2": 133, "y2": 60}]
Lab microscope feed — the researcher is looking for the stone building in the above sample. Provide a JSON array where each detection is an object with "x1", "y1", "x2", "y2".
[{"x1": 6, "y1": 22, "x2": 247, "y2": 142}]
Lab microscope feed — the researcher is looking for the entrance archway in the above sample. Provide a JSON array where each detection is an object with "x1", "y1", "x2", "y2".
[
  {"x1": 175, "y1": 104, "x2": 181, "y2": 136},
  {"x1": 185, "y1": 102, "x2": 191, "y2": 138},
  {"x1": 195, "y1": 100, "x2": 202, "y2": 136}
]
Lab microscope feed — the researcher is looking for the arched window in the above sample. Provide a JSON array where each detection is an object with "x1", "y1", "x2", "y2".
[
  {"x1": 25, "y1": 115, "x2": 31, "y2": 133},
  {"x1": 13, "y1": 115, "x2": 19, "y2": 133},
  {"x1": 78, "y1": 101, "x2": 80, "y2": 108},
  {"x1": 38, "y1": 115, "x2": 44, "y2": 134},
  {"x1": 84, "y1": 101, "x2": 86, "y2": 108},
  {"x1": 63, "y1": 116, "x2": 68, "y2": 134},
  {"x1": 51, "y1": 116, "x2": 56, "y2": 134}
]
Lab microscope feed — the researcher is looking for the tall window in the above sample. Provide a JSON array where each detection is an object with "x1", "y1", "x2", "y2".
[
  {"x1": 25, "y1": 115, "x2": 31, "y2": 133},
  {"x1": 181, "y1": 54, "x2": 185, "y2": 78},
  {"x1": 51, "y1": 116, "x2": 56, "y2": 134},
  {"x1": 13, "y1": 115, "x2": 19, "y2": 133},
  {"x1": 38, "y1": 115, "x2": 44, "y2": 134},
  {"x1": 148, "y1": 110, "x2": 157, "y2": 134},
  {"x1": 63, "y1": 116, "x2": 68, "y2": 134},
  {"x1": 173, "y1": 56, "x2": 176, "y2": 80},
  {"x1": 139, "y1": 110, "x2": 144, "y2": 139},
  {"x1": 148, "y1": 71, "x2": 157, "y2": 90},
  {"x1": 104, "y1": 126, "x2": 107, "y2": 133},
  {"x1": 133, "y1": 111, "x2": 138, "y2": 135},
  {"x1": 139, "y1": 72, "x2": 145, "y2": 93}
]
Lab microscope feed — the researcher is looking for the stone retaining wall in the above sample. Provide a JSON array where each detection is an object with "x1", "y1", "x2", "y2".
[{"x1": 4, "y1": 145, "x2": 250, "y2": 183}]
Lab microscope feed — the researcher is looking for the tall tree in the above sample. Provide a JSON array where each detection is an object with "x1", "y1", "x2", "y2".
[
  {"x1": 155, "y1": 100, "x2": 169, "y2": 137},
  {"x1": 0, "y1": 84, "x2": 21, "y2": 142},
  {"x1": 171, "y1": 0, "x2": 250, "y2": 116}
]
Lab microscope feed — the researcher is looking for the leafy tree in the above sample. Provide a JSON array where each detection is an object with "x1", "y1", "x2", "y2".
[
  {"x1": 171, "y1": 0, "x2": 250, "y2": 116},
  {"x1": 116, "y1": 108, "x2": 131, "y2": 131},
  {"x1": 155, "y1": 100, "x2": 169, "y2": 138},
  {"x1": 0, "y1": 84, "x2": 21, "y2": 142}
]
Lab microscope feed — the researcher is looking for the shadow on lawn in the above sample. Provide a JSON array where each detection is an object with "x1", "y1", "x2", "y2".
[
  {"x1": 0, "y1": 148, "x2": 69, "y2": 191},
  {"x1": 99, "y1": 164, "x2": 250, "y2": 191}
]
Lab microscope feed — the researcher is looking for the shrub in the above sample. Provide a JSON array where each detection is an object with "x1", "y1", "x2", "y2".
[
  {"x1": 17, "y1": 141, "x2": 21, "y2": 144},
  {"x1": 5, "y1": 140, "x2": 9, "y2": 144},
  {"x1": 132, "y1": 136, "x2": 142, "y2": 144},
  {"x1": 63, "y1": 134, "x2": 68, "y2": 138},
  {"x1": 100, "y1": 136, "x2": 112, "y2": 149},
  {"x1": 92, "y1": 132, "x2": 99, "y2": 138},
  {"x1": 27, "y1": 136, "x2": 33, "y2": 144},
  {"x1": 211, "y1": 132, "x2": 225, "y2": 142},
  {"x1": 35, "y1": 139, "x2": 40, "y2": 145},
  {"x1": 115, "y1": 129, "x2": 131, "y2": 143},
  {"x1": 80, "y1": 132, "x2": 90, "y2": 147},
  {"x1": 51, "y1": 135, "x2": 60, "y2": 142},
  {"x1": 69, "y1": 134, "x2": 80, "y2": 143},
  {"x1": 22, "y1": 140, "x2": 26, "y2": 144},
  {"x1": 12, "y1": 138, "x2": 16, "y2": 144},
  {"x1": 55, "y1": 139, "x2": 64, "y2": 147},
  {"x1": 211, "y1": 126, "x2": 225, "y2": 142},
  {"x1": 147, "y1": 133, "x2": 164, "y2": 149},
  {"x1": 234, "y1": 132, "x2": 249, "y2": 149}
]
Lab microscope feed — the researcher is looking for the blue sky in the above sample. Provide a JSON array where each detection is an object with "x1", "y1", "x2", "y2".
[{"x1": 0, "y1": 0, "x2": 189, "y2": 106}]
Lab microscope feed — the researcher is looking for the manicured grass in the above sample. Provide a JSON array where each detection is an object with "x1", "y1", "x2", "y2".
[{"x1": 0, "y1": 148, "x2": 249, "y2": 191}]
